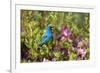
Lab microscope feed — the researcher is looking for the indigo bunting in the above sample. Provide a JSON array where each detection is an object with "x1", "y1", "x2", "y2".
[{"x1": 39, "y1": 25, "x2": 53, "y2": 47}]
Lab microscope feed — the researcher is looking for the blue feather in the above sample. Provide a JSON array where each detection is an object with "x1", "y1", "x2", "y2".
[{"x1": 40, "y1": 25, "x2": 53, "y2": 46}]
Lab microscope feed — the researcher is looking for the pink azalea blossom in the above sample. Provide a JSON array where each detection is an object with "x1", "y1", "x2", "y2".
[
  {"x1": 62, "y1": 27, "x2": 71, "y2": 37},
  {"x1": 77, "y1": 48, "x2": 86, "y2": 60},
  {"x1": 61, "y1": 26, "x2": 72, "y2": 40}
]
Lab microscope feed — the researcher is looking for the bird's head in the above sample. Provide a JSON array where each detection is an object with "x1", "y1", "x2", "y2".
[{"x1": 47, "y1": 24, "x2": 53, "y2": 30}]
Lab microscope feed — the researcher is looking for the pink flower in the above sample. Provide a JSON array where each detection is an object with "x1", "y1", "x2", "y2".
[
  {"x1": 77, "y1": 48, "x2": 86, "y2": 60},
  {"x1": 62, "y1": 27, "x2": 71, "y2": 37},
  {"x1": 61, "y1": 36, "x2": 65, "y2": 40},
  {"x1": 61, "y1": 26, "x2": 72, "y2": 40}
]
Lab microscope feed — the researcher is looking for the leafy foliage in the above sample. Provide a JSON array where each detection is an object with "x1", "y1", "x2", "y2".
[{"x1": 21, "y1": 10, "x2": 90, "y2": 63}]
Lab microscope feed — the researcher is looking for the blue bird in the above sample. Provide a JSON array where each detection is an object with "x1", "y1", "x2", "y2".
[{"x1": 39, "y1": 24, "x2": 53, "y2": 47}]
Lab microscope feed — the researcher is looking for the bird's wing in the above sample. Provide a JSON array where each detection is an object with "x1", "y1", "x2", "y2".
[
  {"x1": 42, "y1": 34, "x2": 47, "y2": 41},
  {"x1": 41, "y1": 36, "x2": 50, "y2": 45}
]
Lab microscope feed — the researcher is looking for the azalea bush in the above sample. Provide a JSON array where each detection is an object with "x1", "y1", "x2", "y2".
[{"x1": 21, "y1": 10, "x2": 90, "y2": 63}]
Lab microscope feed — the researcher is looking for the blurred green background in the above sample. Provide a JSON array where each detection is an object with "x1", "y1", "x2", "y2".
[{"x1": 21, "y1": 10, "x2": 90, "y2": 63}]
